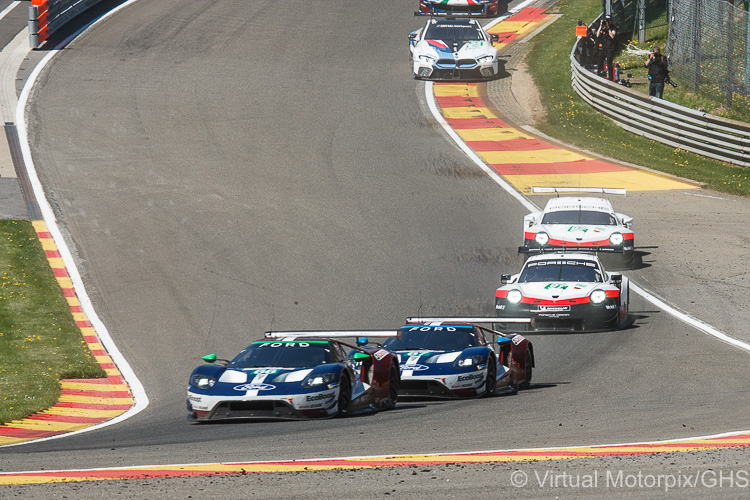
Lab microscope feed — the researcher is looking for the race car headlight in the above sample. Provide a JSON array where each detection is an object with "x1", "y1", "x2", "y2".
[
  {"x1": 506, "y1": 289, "x2": 523, "y2": 304},
  {"x1": 190, "y1": 374, "x2": 217, "y2": 389},
  {"x1": 534, "y1": 232, "x2": 549, "y2": 246},
  {"x1": 301, "y1": 371, "x2": 337, "y2": 388},
  {"x1": 590, "y1": 290, "x2": 607, "y2": 304},
  {"x1": 418, "y1": 55, "x2": 436, "y2": 64},
  {"x1": 453, "y1": 354, "x2": 485, "y2": 369},
  {"x1": 477, "y1": 55, "x2": 494, "y2": 64},
  {"x1": 609, "y1": 232, "x2": 624, "y2": 246}
]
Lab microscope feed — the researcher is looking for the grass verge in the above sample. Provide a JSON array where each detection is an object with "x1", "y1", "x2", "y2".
[
  {"x1": 525, "y1": 0, "x2": 750, "y2": 196},
  {"x1": 0, "y1": 220, "x2": 105, "y2": 425}
]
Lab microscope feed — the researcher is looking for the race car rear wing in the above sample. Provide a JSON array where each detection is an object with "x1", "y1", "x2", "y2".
[
  {"x1": 405, "y1": 317, "x2": 531, "y2": 337},
  {"x1": 531, "y1": 187, "x2": 627, "y2": 196},
  {"x1": 265, "y1": 330, "x2": 401, "y2": 340},
  {"x1": 518, "y1": 246, "x2": 623, "y2": 254},
  {"x1": 414, "y1": 10, "x2": 490, "y2": 16},
  {"x1": 406, "y1": 317, "x2": 531, "y2": 325}
]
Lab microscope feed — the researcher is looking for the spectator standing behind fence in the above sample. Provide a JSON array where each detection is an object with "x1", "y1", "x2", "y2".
[
  {"x1": 596, "y1": 15, "x2": 617, "y2": 79},
  {"x1": 645, "y1": 47, "x2": 669, "y2": 99}
]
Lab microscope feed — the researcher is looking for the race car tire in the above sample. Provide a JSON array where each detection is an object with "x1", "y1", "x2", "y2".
[
  {"x1": 385, "y1": 363, "x2": 399, "y2": 410},
  {"x1": 484, "y1": 356, "x2": 497, "y2": 397},
  {"x1": 336, "y1": 376, "x2": 351, "y2": 418},
  {"x1": 518, "y1": 350, "x2": 532, "y2": 389}
]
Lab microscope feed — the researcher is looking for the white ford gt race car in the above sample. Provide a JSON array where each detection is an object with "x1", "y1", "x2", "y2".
[
  {"x1": 417, "y1": 0, "x2": 501, "y2": 17},
  {"x1": 495, "y1": 252, "x2": 629, "y2": 332},
  {"x1": 521, "y1": 187, "x2": 635, "y2": 269},
  {"x1": 409, "y1": 17, "x2": 499, "y2": 80}
]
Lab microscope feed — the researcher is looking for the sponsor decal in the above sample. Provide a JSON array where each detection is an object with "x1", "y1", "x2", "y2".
[
  {"x1": 536, "y1": 305, "x2": 570, "y2": 312},
  {"x1": 188, "y1": 395, "x2": 202, "y2": 402},
  {"x1": 233, "y1": 383, "x2": 275, "y2": 392},
  {"x1": 306, "y1": 391, "x2": 336, "y2": 402},
  {"x1": 373, "y1": 349, "x2": 389, "y2": 361},
  {"x1": 407, "y1": 326, "x2": 458, "y2": 332},
  {"x1": 457, "y1": 373, "x2": 483, "y2": 382},
  {"x1": 496, "y1": 304, "x2": 506, "y2": 310},
  {"x1": 254, "y1": 342, "x2": 311, "y2": 348},
  {"x1": 545, "y1": 283, "x2": 568, "y2": 290},
  {"x1": 511, "y1": 335, "x2": 526, "y2": 345},
  {"x1": 605, "y1": 304, "x2": 617, "y2": 310},
  {"x1": 248, "y1": 368, "x2": 279, "y2": 375},
  {"x1": 402, "y1": 351, "x2": 432, "y2": 357},
  {"x1": 401, "y1": 364, "x2": 429, "y2": 372}
]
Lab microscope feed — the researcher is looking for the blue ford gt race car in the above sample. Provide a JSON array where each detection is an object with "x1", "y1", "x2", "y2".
[
  {"x1": 187, "y1": 331, "x2": 400, "y2": 422},
  {"x1": 365, "y1": 318, "x2": 534, "y2": 399}
]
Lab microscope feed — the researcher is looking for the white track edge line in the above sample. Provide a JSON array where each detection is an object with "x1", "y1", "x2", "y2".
[{"x1": 4, "y1": 0, "x2": 149, "y2": 448}]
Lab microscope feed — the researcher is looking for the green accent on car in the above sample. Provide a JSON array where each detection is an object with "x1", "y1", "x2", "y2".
[
  {"x1": 202, "y1": 353, "x2": 217, "y2": 363},
  {"x1": 352, "y1": 352, "x2": 371, "y2": 360}
]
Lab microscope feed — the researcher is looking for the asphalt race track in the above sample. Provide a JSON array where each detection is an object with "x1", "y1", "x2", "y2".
[{"x1": 3, "y1": 0, "x2": 750, "y2": 496}]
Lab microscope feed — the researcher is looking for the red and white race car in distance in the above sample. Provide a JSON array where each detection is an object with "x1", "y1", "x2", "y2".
[
  {"x1": 495, "y1": 252, "x2": 630, "y2": 332},
  {"x1": 417, "y1": 0, "x2": 501, "y2": 17},
  {"x1": 521, "y1": 187, "x2": 634, "y2": 269}
]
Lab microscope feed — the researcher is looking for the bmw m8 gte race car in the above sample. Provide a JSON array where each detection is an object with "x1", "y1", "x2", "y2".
[
  {"x1": 187, "y1": 331, "x2": 400, "y2": 422},
  {"x1": 360, "y1": 318, "x2": 534, "y2": 398},
  {"x1": 495, "y1": 252, "x2": 629, "y2": 332},
  {"x1": 409, "y1": 17, "x2": 499, "y2": 80},
  {"x1": 521, "y1": 187, "x2": 635, "y2": 269},
  {"x1": 417, "y1": 0, "x2": 501, "y2": 17}
]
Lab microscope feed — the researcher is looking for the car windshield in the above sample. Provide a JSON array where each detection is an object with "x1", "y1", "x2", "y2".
[
  {"x1": 382, "y1": 326, "x2": 480, "y2": 351},
  {"x1": 425, "y1": 22, "x2": 484, "y2": 42},
  {"x1": 229, "y1": 341, "x2": 333, "y2": 369},
  {"x1": 519, "y1": 259, "x2": 603, "y2": 283},
  {"x1": 541, "y1": 210, "x2": 617, "y2": 225}
]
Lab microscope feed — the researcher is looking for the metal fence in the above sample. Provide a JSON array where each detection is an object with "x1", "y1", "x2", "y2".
[
  {"x1": 571, "y1": 32, "x2": 750, "y2": 167},
  {"x1": 28, "y1": 0, "x2": 105, "y2": 49},
  {"x1": 668, "y1": 0, "x2": 750, "y2": 113}
]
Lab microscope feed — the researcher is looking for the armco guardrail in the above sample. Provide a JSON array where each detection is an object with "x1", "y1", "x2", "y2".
[
  {"x1": 570, "y1": 36, "x2": 750, "y2": 168},
  {"x1": 28, "y1": 0, "x2": 104, "y2": 48}
]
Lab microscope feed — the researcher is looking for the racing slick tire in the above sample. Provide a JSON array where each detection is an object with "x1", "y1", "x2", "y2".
[
  {"x1": 385, "y1": 363, "x2": 399, "y2": 410},
  {"x1": 518, "y1": 351, "x2": 532, "y2": 389},
  {"x1": 336, "y1": 375, "x2": 351, "y2": 418},
  {"x1": 484, "y1": 356, "x2": 497, "y2": 396}
]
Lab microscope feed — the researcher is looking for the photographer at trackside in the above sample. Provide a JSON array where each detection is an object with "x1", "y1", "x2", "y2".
[
  {"x1": 596, "y1": 15, "x2": 617, "y2": 79},
  {"x1": 645, "y1": 47, "x2": 669, "y2": 99}
]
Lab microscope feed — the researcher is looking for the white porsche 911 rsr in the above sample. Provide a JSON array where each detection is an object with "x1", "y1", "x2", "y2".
[
  {"x1": 495, "y1": 252, "x2": 630, "y2": 332},
  {"x1": 521, "y1": 188, "x2": 635, "y2": 269},
  {"x1": 409, "y1": 17, "x2": 499, "y2": 80}
]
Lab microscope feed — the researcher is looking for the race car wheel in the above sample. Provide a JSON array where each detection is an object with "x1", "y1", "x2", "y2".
[
  {"x1": 336, "y1": 376, "x2": 351, "y2": 418},
  {"x1": 518, "y1": 350, "x2": 532, "y2": 389},
  {"x1": 385, "y1": 363, "x2": 399, "y2": 410},
  {"x1": 484, "y1": 357, "x2": 497, "y2": 397}
]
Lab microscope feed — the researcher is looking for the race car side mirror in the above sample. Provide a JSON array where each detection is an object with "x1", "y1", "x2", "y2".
[
  {"x1": 501, "y1": 274, "x2": 511, "y2": 283},
  {"x1": 490, "y1": 34, "x2": 499, "y2": 43},
  {"x1": 356, "y1": 336, "x2": 369, "y2": 346},
  {"x1": 202, "y1": 354, "x2": 217, "y2": 364},
  {"x1": 352, "y1": 352, "x2": 371, "y2": 360},
  {"x1": 610, "y1": 274, "x2": 622, "y2": 284}
]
